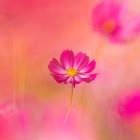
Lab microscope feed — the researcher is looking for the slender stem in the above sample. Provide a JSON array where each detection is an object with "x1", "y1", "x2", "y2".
[{"x1": 63, "y1": 85, "x2": 74, "y2": 125}]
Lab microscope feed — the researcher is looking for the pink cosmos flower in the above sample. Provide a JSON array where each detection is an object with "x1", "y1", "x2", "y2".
[
  {"x1": 48, "y1": 50, "x2": 97, "y2": 87},
  {"x1": 48, "y1": 50, "x2": 98, "y2": 122},
  {"x1": 91, "y1": 0, "x2": 140, "y2": 43}
]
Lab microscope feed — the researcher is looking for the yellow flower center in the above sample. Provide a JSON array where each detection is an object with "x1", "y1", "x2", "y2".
[
  {"x1": 66, "y1": 68, "x2": 78, "y2": 77},
  {"x1": 103, "y1": 20, "x2": 116, "y2": 34}
]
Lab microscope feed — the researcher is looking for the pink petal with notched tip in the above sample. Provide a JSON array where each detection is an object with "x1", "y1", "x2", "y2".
[
  {"x1": 48, "y1": 58, "x2": 66, "y2": 75},
  {"x1": 73, "y1": 52, "x2": 89, "y2": 70},
  {"x1": 79, "y1": 60, "x2": 96, "y2": 73},
  {"x1": 79, "y1": 74, "x2": 98, "y2": 83},
  {"x1": 60, "y1": 50, "x2": 74, "y2": 69},
  {"x1": 52, "y1": 74, "x2": 68, "y2": 83}
]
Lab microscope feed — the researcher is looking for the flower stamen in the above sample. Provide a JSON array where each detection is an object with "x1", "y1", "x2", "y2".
[{"x1": 66, "y1": 68, "x2": 78, "y2": 77}]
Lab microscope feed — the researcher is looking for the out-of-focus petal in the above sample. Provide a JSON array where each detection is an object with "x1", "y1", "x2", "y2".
[
  {"x1": 60, "y1": 50, "x2": 74, "y2": 69},
  {"x1": 117, "y1": 17, "x2": 140, "y2": 42},
  {"x1": 118, "y1": 93, "x2": 140, "y2": 118},
  {"x1": 73, "y1": 52, "x2": 89, "y2": 70},
  {"x1": 0, "y1": 114, "x2": 13, "y2": 140},
  {"x1": 48, "y1": 58, "x2": 66, "y2": 75},
  {"x1": 79, "y1": 60, "x2": 96, "y2": 73},
  {"x1": 0, "y1": 100, "x2": 29, "y2": 140}
]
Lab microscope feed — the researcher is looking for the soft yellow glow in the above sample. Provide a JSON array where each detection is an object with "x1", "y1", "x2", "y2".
[{"x1": 66, "y1": 68, "x2": 78, "y2": 77}]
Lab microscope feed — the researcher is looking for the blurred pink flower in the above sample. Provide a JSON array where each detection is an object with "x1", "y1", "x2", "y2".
[
  {"x1": 48, "y1": 50, "x2": 97, "y2": 87},
  {"x1": 91, "y1": 0, "x2": 140, "y2": 43},
  {"x1": 112, "y1": 91, "x2": 140, "y2": 137},
  {"x1": 117, "y1": 91, "x2": 140, "y2": 119},
  {"x1": 0, "y1": 100, "x2": 29, "y2": 140}
]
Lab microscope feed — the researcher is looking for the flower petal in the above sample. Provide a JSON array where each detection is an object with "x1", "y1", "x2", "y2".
[
  {"x1": 65, "y1": 77, "x2": 77, "y2": 87},
  {"x1": 60, "y1": 50, "x2": 74, "y2": 69},
  {"x1": 48, "y1": 58, "x2": 66, "y2": 74},
  {"x1": 79, "y1": 60, "x2": 96, "y2": 73},
  {"x1": 74, "y1": 76, "x2": 82, "y2": 84},
  {"x1": 65, "y1": 77, "x2": 73, "y2": 84},
  {"x1": 51, "y1": 74, "x2": 68, "y2": 83},
  {"x1": 79, "y1": 74, "x2": 98, "y2": 83},
  {"x1": 117, "y1": 16, "x2": 140, "y2": 42},
  {"x1": 74, "y1": 52, "x2": 89, "y2": 70}
]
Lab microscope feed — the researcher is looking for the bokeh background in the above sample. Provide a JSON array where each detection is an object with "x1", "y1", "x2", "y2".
[{"x1": 0, "y1": 0, "x2": 140, "y2": 139}]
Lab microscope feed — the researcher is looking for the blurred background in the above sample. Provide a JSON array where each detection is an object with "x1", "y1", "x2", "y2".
[{"x1": 0, "y1": 0, "x2": 140, "y2": 139}]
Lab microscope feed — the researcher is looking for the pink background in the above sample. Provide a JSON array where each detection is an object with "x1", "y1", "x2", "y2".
[{"x1": 0, "y1": 0, "x2": 140, "y2": 139}]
